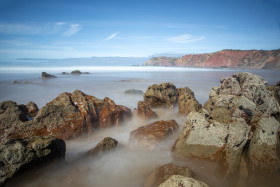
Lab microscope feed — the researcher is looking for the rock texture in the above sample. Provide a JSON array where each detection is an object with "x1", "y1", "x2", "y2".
[
  {"x1": 178, "y1": 87, "x2": 202, "y2": 115},
  {"x1": 0, "y1": 90, "x2": 132, "y2": 142},
  {"x1": 144, "y1": 163, "x2": 192, "y2": 187},
  {"x1": 0, "y1": 136, "x2": 65, "y2": 186},
  {"x1": 130, "y1": 120, "x2": 178, "y2": 150},
  {"x1": 143, "y1": 83, "x2": 178, "y2": 108},
  {"x1": 158, "y1": 175, "x2": 209, "y2": 187},
  {"x1": 87, "y1": 137, "x2": 118, "y2": 157},
  {"x1": 41, "y1": 72, "x2": 56, "y2": 78},
  {"x1": 136, "y1": 101, "x2": 157, "y2": 120},
  {"x1": 172, "y1": 110, "x2": 250, "y2": 176},
  {"x1": 124, "y1": 89, "x2": 144, "y2": 95},
  {"x1": 144, "y1": 49, "x2": 280, "y2": 70}
]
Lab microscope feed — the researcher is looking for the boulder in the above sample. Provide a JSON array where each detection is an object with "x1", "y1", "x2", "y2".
[
  {"x1": 143, "y1": 83, "x2": 178, "y2": 108},
  {"x1": 130, "y1": 120, "x2": 178, "y2": 150},
  {"x1": 136, "y1": 101, "x2": 157, "y2": 120},
  {"x1": 144, "y1": 163, "x2": 192, "y2": 187},
  {"x1": 18, "y1": 101, "x2": 39, "y2": 119},
  {"x1": 172, "y1": 110, "x2": 251, "y2": 176},
  {"x1": 0, "y1": 136, "x2": 65, "y2": 186},
  {"x1": 124, "y1": 89, "x2": 144, "y2": 95},
  {"x1": 41, "y1": 72, "x2": 56, "y2": 78},
  {"x1": 71, "y1": 70, "x2": 82, "y2": 75},
  {"x1": 247, "y1": 117, "x2": 280, "y2": 175},
  {"x1": 178, "y1": 94, "x2": 201, "y2": 115},
  {"x1": 87, "y1": 137, "x2": 118, "y2": 157},
  {"x1": 0, "y1": 90, "x2": 132, "y2": 142},
  {"x1": 158, "y1": 175, "x2": 209, "y2": 187}
]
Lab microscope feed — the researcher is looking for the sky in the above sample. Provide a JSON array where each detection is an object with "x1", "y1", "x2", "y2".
[{"x1": 0, "y1": 0, "x2": 279, "y2": 62}]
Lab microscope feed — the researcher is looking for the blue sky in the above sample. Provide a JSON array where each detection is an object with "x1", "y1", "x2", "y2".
[{"x1": 0, "y1": 0, "x2": 279, "y2": 61}]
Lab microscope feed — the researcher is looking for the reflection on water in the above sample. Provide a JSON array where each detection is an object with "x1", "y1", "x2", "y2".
[{"x1": 1, "y1": 67, "x2": 280, "y2": 187}]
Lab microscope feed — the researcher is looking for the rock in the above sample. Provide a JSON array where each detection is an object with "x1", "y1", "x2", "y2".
[
  {"x1": 87, "y1": 137, "x2": 118, "y2": 157},
  {"x1": 136, "y1": 101, "x2": 157, "y2": 120},
  {"x1": 124, "y1": 89, "x2": 144, "y2": 95},
  {"x1": 172, "y1": 110, "x2": 251, "y2": 176},
  {"x1": 61, "y1": 72, "x2": 69, "y2": 74},
  {"x1": 177, "y1": 87, "x2": 202, "y2": 115},
  {"x1": 144, "y1": 163, "x2": 192, "y2": 187},
  {"x1": 144, "y1": 83, "x2": 178, "y2": 108},
  {"x1": 18, "y1": 101, "x2": 39, "y2": 119},
  {"x1": 0, "y1": 136, "x2": 65, "y2": 186},
  {"x1": 130, "y1": 120, "x2": 178, "y2": 150},
  {"x1": 158, "y1": 175, "x2": 209, "y2": 187},
  {"x1": 0, "y1": 90, "x2": 132, "y2": 142},
  {"x1": 247, "y1": 117, "x2": 280, "y2": 175},
  {"x1": 71, "y1": 70, "x2": 82, "y2": 75},
  {"x1": 41, "y1": 72, "x2": 56, "y2": 78}
]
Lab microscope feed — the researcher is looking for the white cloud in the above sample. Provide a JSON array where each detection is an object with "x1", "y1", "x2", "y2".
[
  {"x1": 105, "y1": 32, "x2": 118, "y2": 40},
  {"x1": 166, "y1": 34, "x2": 205, "y2": 44},
  {"x1": 63, "y1": 24, "x2": 82, "y2": 36}
]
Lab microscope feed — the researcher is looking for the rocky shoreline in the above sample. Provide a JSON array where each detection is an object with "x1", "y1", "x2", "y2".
[{"x1": 1, "y1": 72, "x2": 280, "y2": 186}]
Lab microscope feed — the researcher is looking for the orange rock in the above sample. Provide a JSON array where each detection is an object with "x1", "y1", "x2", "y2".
[{"x1": 136, "y1": 101, "x2": 157, "y2": 120}]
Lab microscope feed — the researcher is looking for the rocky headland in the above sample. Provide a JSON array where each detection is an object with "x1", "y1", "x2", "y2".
[
  {"x1": 144, "y1": 49, "x2": 280, "y2": 69},
  {"x1": 0, "y1": 72, "x2": 280, "y2": 186}
]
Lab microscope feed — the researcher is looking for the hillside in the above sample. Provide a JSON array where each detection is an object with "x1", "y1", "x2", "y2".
[{"x1": 143, "y1": 49, "x2": 280, "y2": 69}]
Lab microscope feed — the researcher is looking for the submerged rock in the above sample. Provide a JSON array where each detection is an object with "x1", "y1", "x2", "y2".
[
  {"x1": 144, "y1": 163, "x2": 192, "y2": 187},
  {"x1": 143, "y1": 83, "x2": 178, "y2": 108},
  {"x1": 158, "y1": 175, "x2": 209, "y2": 187},
  {"x1": 0, "y1": 136, "x2": 65, "y2": 186},
  {"x1": 71, "y1": 70, "x2": 90, "y2": 75},
  {"x1": 0, "y1": 90, "x2": 132, "y2": 142},
  {"x1": 172, "y1": 110, "x2": 250, "y2": 176},
  {"x1": 41, "y1": 72, "x2": 56, "y2": 78},
  {"x1": 130, "y1": 120, "x2": 178, "y2": 150},
  {"x1": 124, "y1": 89, "x2": 144, "y2": 95},
  {"x1": 136, "y1": 101, "x2": 157, "y2": 120},
  {"x1": 87, "y1": 137, "x2": 118, "y2": 157}
]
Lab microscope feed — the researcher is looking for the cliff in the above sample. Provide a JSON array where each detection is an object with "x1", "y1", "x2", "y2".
[{"x1": 144, "y1": 49, "x2": 280, "y2": 69}]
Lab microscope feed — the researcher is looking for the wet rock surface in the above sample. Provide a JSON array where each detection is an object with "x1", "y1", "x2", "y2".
[
  {"x1": 144, "y1": 163, "x2": 192, "y2": 187},
  {"x1": 158, "y1": 175, "x2": 209, "y2": 187},
  {"x1": 87, "y1": 137, "x2": 118, "y2": 157},
  {"x1": 136, "y1": 101, "x2": 157, "y2": 120},
  {"x1": 0, "y1": 90, "x2": 132, "y2": 142},
  {"x1": 130, "y1": 120, "x2": 178, "y2": 150},
  {"x1": 0, "y1": 136, "x2": 65, "y2": 186}
]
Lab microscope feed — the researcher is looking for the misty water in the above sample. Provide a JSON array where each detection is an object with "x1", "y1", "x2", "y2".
[{"x1": 1, "y1": 66, "x2": 280, "y2": 187}]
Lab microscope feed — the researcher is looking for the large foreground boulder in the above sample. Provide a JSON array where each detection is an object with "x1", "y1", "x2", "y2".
[
  {"x1": 144, "y1": 163, "x2": 192, "y2": 187},
  {"x1": 0, "y1": 90, "x2": 132, "y2": 142},
  {"x1": 130, "y1": 120, "x2": 178, "y2": 150},
  {"x1": 158, "y1": 175, "x2": 209, "y2": 187},
  {"x1": 172, "y1": 110, "x2": 250, "y2": 176},
  {"x1": 143, "y1": 83, "x2": 178, "y2": 108},
  {"x1": 0, "y1": 136, "x2": 65, "y2": 186}
]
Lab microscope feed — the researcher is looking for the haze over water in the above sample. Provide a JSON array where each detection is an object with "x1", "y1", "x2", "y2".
[{"x1": 1, "y1": 66, "x2": 280, "y2": 187}]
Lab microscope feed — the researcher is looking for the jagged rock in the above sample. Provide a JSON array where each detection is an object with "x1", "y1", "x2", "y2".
[
  {"x1": 158, "y1": 175, "x2": 209, "y2": 187},
  {"x1": 144, "y1": 163, "x2": 192, "y2": 187},
  {"x1": 247, "y1": 117, "x2": 280, "y2": 176},
  {"x1": 172, "y1": 110, "x2": 250, "y2": 176},
  {"x1": 0, "y1": 90, "x2": 132, "y2": 142},
  {"x1": 130, "y1": 120, "x2": 178, "y2": 150},
  {"x1": 0, "y1": 136, "x2": 65, "y2": 186},
  {"x1": 136, "y1": 101, "x2": 157, "y2": 120},
  {"x1": 124, "y1": 89, "x2": 144, "y2": 95},
  {"x1": 18, "y1": 101, "x2": 39, "y2": 119},
  {"x1": 41, "y1": 72, "x2": 56, "y2": 78},
  {"x1": 143, "y1": 83, "x2": 178, "y2": 108},
  {"x1": 87, "y1": 137, "x2": 118, "y2": 157}
]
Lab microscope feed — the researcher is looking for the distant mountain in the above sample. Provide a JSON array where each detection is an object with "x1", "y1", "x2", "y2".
[
  {"x1": 2, "y1": 57, "x2": 149, "y2": 66},
  {"x1": 143, "y1": 49, "x2": 280, "y2": 69}
]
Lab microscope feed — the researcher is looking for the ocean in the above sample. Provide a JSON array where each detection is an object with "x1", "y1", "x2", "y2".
[{"x1": 1, "y1": 66, "x2": 280, "y2": 187}]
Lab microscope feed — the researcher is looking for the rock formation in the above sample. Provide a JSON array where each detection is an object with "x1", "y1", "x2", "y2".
[
  {"x1": 158, "y1": 175, "x2": 209, "y2": 187},
  {"x1": 87, "y1": 137, "x2": 118, "y2": 157},
  {"x1": 144, "y1": 49, "x2": 280, "y2": 70},
  {"x1": 177, "y1": 87, "x2": 201, "y2": 115},
  {"x1": 130, "y1": 120, "x2": 178, "y2": 150},
  {"x1": 41, "y1": 72, "x2": 56, "y2": 78},
  {"x1": 0, "y1": 90, "x2": 132, "y2": 142},
  {"x1": 124, "y1": 89, "x2": 144, "y2": 95},
  {"x1": 0, "y1": 136, "x2": 65, "y2": 186},
  {"x1": 144, "y1": 163, "x2": 192, "y2": 187},
  {"x1": 136, "y1": 101, "x2": 157, "y2": 120}
]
